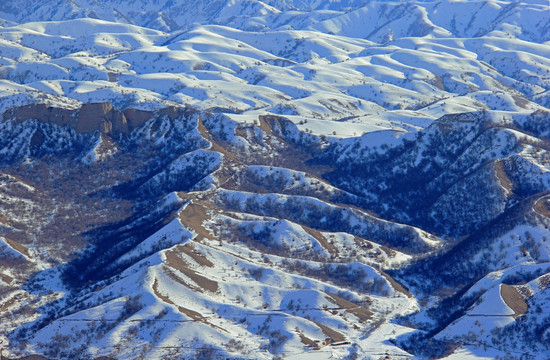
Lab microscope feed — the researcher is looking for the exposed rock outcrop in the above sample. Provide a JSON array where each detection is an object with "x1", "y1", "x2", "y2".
[
  {"x1": 1, "y1": 102, "x2": 181, "y2": 135},
  {"x1": 76, "y1": 102, "x2": 128, "y2": 134},
  {"x1": 122, "y1": 108, "x2": 154, "y2": 129}
]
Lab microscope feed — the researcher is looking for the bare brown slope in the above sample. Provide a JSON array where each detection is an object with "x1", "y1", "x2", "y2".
[{"x1": 501, "y1": 284, "x2": 527, "y2": 318}]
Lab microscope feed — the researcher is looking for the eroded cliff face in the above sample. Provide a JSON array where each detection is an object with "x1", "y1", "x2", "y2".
[
  {"x1": 1, "y1": 102, "x2": 174, "y2": 135},
  {"x1": 77, "y1": 102, "x2": 126, "y2": 134}
]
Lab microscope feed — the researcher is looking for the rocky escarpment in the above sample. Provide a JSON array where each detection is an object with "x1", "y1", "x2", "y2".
[{"x1": 1, "y1": 103, "x2": 185, "y2": 135}]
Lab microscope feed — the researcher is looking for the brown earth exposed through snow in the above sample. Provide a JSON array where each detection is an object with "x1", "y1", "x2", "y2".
[{"x1": 501, "y1": 284, "x2": 528, "y2": 318}]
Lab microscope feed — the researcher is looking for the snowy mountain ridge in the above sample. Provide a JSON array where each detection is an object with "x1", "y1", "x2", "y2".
[{"x1": 2, "y1": 0, "x2": 549, "y2": 42}]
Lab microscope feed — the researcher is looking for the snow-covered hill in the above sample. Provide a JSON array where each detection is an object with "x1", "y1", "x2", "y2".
[{"x1": 0, "y1": 1, "x2": 549, "y2": 359}]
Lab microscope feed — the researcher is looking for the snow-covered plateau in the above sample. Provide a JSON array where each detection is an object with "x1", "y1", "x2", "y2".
[{"x1": 0, "y1": 0, "x2": 549, "y2": 359}]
